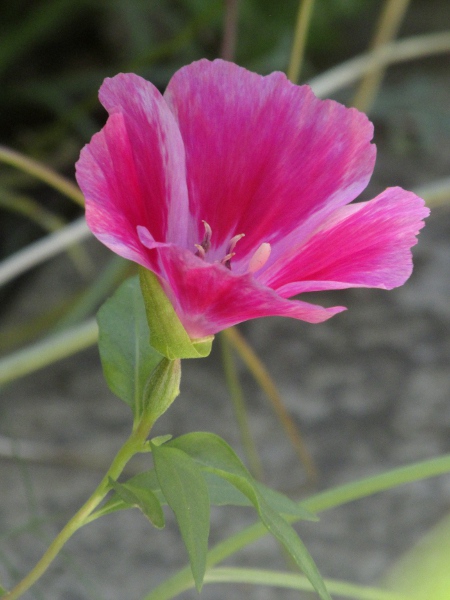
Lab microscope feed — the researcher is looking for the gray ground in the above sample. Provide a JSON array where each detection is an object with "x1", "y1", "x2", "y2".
[{"x1": 1, "y1": 71, "x2": 450, "y2": 599}]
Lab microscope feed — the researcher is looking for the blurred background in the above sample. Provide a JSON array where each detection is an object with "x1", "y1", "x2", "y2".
[{"x1": 1, "y1": 1, "x2": 450, "y2": 599}]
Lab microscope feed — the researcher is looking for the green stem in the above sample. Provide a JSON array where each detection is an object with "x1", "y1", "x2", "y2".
[
  {"x1": 204, "y1": 567, "x2": 408, "y2": 600},
  {"x1": 2, "y1": 420, "x2": 153, "y2": 600},
  {"x1": 143, "y1": 454, "x2": 450, "y2": 600}
]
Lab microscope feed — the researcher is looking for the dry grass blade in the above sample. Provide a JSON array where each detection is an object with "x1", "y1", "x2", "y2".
[
  {"x1": 220, "y1": 0, "x2": 240, "y2": 61},
  {"x1": 223, "y1": 327, "x2": 318, "y2": 484},
  {"x1": 309, "y1": 31, "x2": 450, "y2": 98},
  {"x1": 0, "y1": 145, "x2": 85, "y2": 207},
  {"x1": 352, "y1": 0, "x2": 411, "y2": 112},
  {"x1": 220, "y1": 332, "x2": 264, "y2": 479},
  {"x1": 0, "y1": 191, "x2": 91, "y2": 276},
  {"x1": 0, "y1": 217, "x2": 91, "y2": 287}
]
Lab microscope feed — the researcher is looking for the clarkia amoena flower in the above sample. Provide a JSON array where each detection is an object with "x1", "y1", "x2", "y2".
[{"x1": 76, "y1": 59, "x2": 429, "y2": 340}]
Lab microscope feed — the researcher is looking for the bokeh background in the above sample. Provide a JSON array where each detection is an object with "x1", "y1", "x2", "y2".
[{"x1": 1, "y1": 1, "x2": 450, "y2": 599}]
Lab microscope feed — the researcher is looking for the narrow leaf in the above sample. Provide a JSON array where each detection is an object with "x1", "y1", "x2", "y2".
[
  {"x1": 255, "y1": 501, "x2": 331, "y2": 600},
  {"x1": 255, "y1": 482, "x2": 318, "y2": 521},
  {"x1": 168, "y1": 433, "x2": 329, "y2": 599},
  {"x1": 168, "y1": 433, "x2": 315, "y2": 519},
  {"x1": 152, "y1": 444, "x2": 210, "y2": 591},
  {"x1": 108, "y1": 478, "x2": 165, "y2": 529},
  {"x1": 97, "y1": 276, "x2": 163, "y2": 416},
  {"x1": 167, "y1": 431, "x2": 253, "y2": 477}
]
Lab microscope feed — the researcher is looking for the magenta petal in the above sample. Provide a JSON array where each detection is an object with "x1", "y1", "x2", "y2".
[
  {"x1": 78, "y1": 62, "x2": 429, "y2": 339},
  {"x1": 262, "y1": 187, "x2": 429, "y2": 295},
  {"x1": 153, "y1": 246, "x2": 345, "y2": 338},
  {"x1": 76, "y1": 73, "x2": 189, "y2": 265},
  {"x1": 164, "y1": 59, "x2": 376, "y2": 258}
]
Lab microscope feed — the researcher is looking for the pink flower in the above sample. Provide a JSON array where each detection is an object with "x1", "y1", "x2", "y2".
[{"x1": 76, "y1": 59, "x2": 429, "y2": 339}]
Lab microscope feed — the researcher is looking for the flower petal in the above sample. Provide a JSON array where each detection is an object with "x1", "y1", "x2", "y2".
[
  {"x1": 151, "y1": 246, "x2": 345, "y2": 338},
  {"x1": 164, "y1": 59, "x2": 376, "y2": 262},
  {"x1": 76, "y1": 73, "x2": 189, "y2": 264},
  {"x1": 261, "y1": 187, "x2": 429, "y2": 296}
]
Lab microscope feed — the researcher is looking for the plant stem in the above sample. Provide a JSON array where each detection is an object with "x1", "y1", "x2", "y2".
[
  {"x1": 204, "y1": 567, "x2": 409, "y2": 599},
  {"x1": 287, "y1": 0, "x2": 315, "y2": 83},
  {"x1": 2, "y1": 423, "x2": 151, "y2": 600}
]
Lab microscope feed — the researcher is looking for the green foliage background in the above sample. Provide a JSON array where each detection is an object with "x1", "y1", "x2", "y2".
[{"x1": 1, "y1": 0, "x2": 375, "y2": 158}]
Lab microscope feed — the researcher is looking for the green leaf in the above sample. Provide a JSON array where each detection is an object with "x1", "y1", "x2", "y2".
[
  {"x1": 97, "y1": 276, "x2": 163, "y2": 416},
  {"x1": 108, "y1": 478, "x2": 165, "y2": 529},
  {"x1": 139, "y1": 268, "x2": 213, "y2": 359},
  {"x1": 96, "y1": 470, "x2": 164, "y2": 519},
  {"x1": 152, "y1": 444, "x2": 210, "y2": 591},
  {"x1": 255, "y1": 482, "x2": 318, "y2": 521},
  {"x1": 203, "y1": 471, "x2": 254, "y2": 506},
  {"x1": 203, "y1": 471, "x2": 316, "y2": 519},
  {"x1": 253, "y1": 499, "x2": 331, "y2": 600},
  {"x1": 168, "y1": 433, "x2": 329, "y2": 600},
  {"x1": 168, "y1": 433, "x2": 315, "y2": 519}
]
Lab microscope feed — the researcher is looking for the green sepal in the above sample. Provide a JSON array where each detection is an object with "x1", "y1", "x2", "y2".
[
  {"x1": 96, "y1": 276, "x2": 163, "y2": 418},
  {"x1": 151, "y1": 443, "x2": 210, "y2": 592},
  {"x1": 168, "y1": 432, "x2": 331, "y2": 600},
  {"x1": 141, "y1": 358, "x2": 181, "y2": 427},
  {"x1": 139, "y1": 267, "x2": 213, "y2": 360},
  {"x1": 107, "y1": 478, "x2": 165, "y2": 529}
]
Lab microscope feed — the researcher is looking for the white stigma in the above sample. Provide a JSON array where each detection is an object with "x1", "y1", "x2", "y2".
[{"x1": 248, "y1": 242, "x2": 271, "y2": 273}]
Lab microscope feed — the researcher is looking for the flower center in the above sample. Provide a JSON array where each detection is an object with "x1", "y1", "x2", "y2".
[
  {"x1": 195, "y1": 220, "x2": 245, "y2": 270},
  {"x1": 194, "y1": 220, "x2": 271, "y2": 273}
]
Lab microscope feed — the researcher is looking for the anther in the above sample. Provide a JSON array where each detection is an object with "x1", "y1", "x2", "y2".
[
  {"x1": 195, "y1": 220, "x2": 212, "y2": 258},
  {"x1": 194, "y1": 244, "x2": 206, "y2": 259},
  {"x1": 222, "y1": 233, "x2": 245, "y2": 269},
  {"x1": 221, "y1": 252, "x2": 235, "y2": 270},
  {"x1": 227, "y1": 233, "x2": 245, "y2": 254}
]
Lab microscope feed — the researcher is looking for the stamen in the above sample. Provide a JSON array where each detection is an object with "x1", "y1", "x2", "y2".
[
  {"x1": 248, "y1": 242, "x2": 271, "y2": 273},
  {"x1": 194, "y1": 244, "x2": 206, "y2": 259},
  {"x1": 200, "y1": 220, "x2": 212, "y2": 252},
  {"x1": 222, "y1": 233, "x2": 245, "y2": 270},
  {"x1": 221, "y1": 252, "x2": 235, "y2": 270},
  {"x1": 195, "y1": 220, "x2": 212, "y2": 258},
  {"x1": 227, "y1": 233, "x2": 245, "y2": 254}
]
